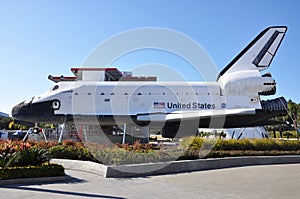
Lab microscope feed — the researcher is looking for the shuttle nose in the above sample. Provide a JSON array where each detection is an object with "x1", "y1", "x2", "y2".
[
  {"x1": 12, "y1": 101, "x2": 33, "y2": 121},
  {"x1": 12, "y1": 99, "x2": 63, "y2": 124}
]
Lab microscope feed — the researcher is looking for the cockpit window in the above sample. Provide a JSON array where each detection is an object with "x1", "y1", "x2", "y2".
[{"x1": 52, "y1": 85, "x2": 59, "y2": 91}]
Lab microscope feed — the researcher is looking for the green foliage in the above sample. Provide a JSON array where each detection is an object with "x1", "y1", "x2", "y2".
[
  {"x1": 114, "y1": 141, "x2": 157, "y2": 152},
  {"x1": 287, "y1": 100, "x2": 300, "y2": 124},
  {"x1": 214, "y1": 139, "x2": 253, "y2": 150},
  {"x1": 49, "y1": 144, "x2": 97, "y2": 162},
  {"x1": 0, "y1": 117, "x2": 30, "y2": 130},
  {"x1": 207, "y1": 150, "x2": 300, "y2": 158},
  {"x1": 177, "y1": 137, "x2": 300, "y2": 160},
  {"x1": 179, "y1": 136, "x2": 204, "y2": 149},
  {"x1": 213, "y1": 138, "x2": 300, "y2": 151},
  {"x1": 0, "y1": 140, "x2": 51, "y2": 168},
  {"x1": 7, "y1": 148, "x2": 50, "y2": 167},
  {"x1": 0, "y1": 153, "x2": 14, "y2": 168},
  {"x1": 0, "y1": 140, "x2": 64, "y2": 180},
  {"x1": 55, "y1": 138, "x2": 300, "y2": 163},
  {"x1": 87, "y1": 144, "x2": 177, "y2": 165},
  {"x1": 278, "y1": 140, "x2": 300, "y2": 151},
  {"x1": 0, "y1": 117, "x2": 11, "y2": 129},
  {"x1": 267, "y1": 130, "x2": 299, "y2": 139},
  {"x1": 0, "y1": 163, "x2": 65, "y2": 180},
  {"x1": 265, "y1": 99, "x2": 300, "y2": 139},
  {"x1": 2, "y1": 138, "x2": 300, "y2": 166}
]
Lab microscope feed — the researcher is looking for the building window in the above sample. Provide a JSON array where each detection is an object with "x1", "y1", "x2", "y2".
[{"x1": 52, "y1": 85, "x2": 59, "y2": 91}]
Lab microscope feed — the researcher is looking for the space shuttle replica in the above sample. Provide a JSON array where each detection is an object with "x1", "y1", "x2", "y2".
[{"x1": 12, "y1": 26, "x2": 288, "y2": 138}]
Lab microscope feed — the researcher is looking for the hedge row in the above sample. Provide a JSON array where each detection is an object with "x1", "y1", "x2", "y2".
[
  {"x1": 48, "y1": 143, "x2": 181, "y2": 165},
  {"x1": 0, "y1": 163, "x2": 65, "y2": 180},
  {"x1": 177, "y1": 137, "x2": 300, "y2": 160},
  {"x1": 2, "y1": 138, "x2": 300, "y2": 166},
  {"x1": 47, "y1": 138, "x2": 300, "y2": 165},
  {"x1": 89, "y1": 148, "x2": 183, "y2": 165},
  {"x1": 213, "y1": 138, "x2": 300, "y2": 151},
  {"x1": 49, "y1": 145, "x2": 97, "y2": 162}
]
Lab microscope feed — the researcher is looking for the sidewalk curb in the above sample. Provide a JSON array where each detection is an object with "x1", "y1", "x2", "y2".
[
  {"x1": 51, "y1": 155, "x2": 300, "y2": 178},
  {"x1": 0, "y1": 175, "x2": 70, "y2": 186}
]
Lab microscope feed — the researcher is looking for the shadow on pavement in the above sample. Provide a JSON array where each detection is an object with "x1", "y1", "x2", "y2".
[
  {"x1": 1, "y1": 186, "x2": 125, "y2": 198},
  {"x1": 0, "y1": 175, "x2": 125, "y2": 199}
]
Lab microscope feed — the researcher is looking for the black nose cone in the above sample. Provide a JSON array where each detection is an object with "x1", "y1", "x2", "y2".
[
  {"x1": 12, "y1": 101, "x2": 32, "y2": 121},
  {"x1": 12, "y1": 100, "x2": 62, "y2": 124}
]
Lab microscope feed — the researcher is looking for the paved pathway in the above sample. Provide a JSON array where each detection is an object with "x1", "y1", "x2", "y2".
[{"x1": 1, "y1": 164, "x2": 300, "y2": 199}]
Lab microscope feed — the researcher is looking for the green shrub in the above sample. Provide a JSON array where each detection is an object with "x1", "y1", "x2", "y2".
[
  {"x1": 214, "y1": 139, "x2": 254, "y2": 151},
  {"x1": 90, "y1": 147, "x2": 182, "y2": 165},
  {"x1": 0, "y1": 163, "x2": 65, "y2": 180},
  {"x1": 213, "y1": 139, "x2": 300, "y2": 151},
  {"x1": 278, "y1": 140, "x2": 300, "y2": 151},
  {"x1": 207, "y1": 150, "x2": 300, "y2": 158},
  {"x1": 0, "y1": 148, "x2": 50, "y2": 168},
  {"x1": 49, "y1": 145, "x2": 97, "y2": 162},
  {"x1": 7, "y1": 148, "x2": 50, "y2": 167},
  {"x1": 251, "y1": 139, "x2": 277, "y2": 151},
  {"x1": 0, "y1": 152, "x2": 14, "y2": 168},
  {"x1": 179, "y1": 136, "x2": 202, "y2": 149}
]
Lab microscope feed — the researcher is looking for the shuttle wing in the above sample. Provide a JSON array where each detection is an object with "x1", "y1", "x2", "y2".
[
  {"x1": 137, "y1": 108, "x2": 256, "y2": 122},
  {"x1": 136, "y1": 96, "x2": 287, "y2": 131},
  {"x1": 165, "y1": 108, "x2": 256, "y2": 121}
]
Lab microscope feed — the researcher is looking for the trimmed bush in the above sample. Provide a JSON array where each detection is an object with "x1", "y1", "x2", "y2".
[
  {"x1": 207, "y1": 150, "x2": 300, "y2": 158},
  {"x1": 49, "y1": 145, "x2": 97, "y2": 162},
  {"x1": 0, "y1": 163, "x2": 65, "y2": 180},
  {"x1": 177, "y1": 137, "x2": 300, "y2": 160},
  {"x1": 209, "y1": 138, "x2": 300, "y2": 151},
  {"x1": 88, "y1": 146, "x2": 185, "y2": 165}
]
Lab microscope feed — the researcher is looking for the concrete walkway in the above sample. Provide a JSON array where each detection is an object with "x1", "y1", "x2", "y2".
[{"x1": 1, "y1": 164, "x2": 300, "y2": 199}]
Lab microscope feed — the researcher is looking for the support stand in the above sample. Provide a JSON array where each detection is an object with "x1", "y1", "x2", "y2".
[
  {"x1": 58, "y1": 116, "x2": 67, "y2": 143},
  {"x1": 122, "y1": 123, "x2": 127, "y2": 144}
]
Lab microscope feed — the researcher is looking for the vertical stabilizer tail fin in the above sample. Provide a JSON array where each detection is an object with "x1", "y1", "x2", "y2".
[{"x1": 217, "y1": 26, "x2": 287, "y2": 80}]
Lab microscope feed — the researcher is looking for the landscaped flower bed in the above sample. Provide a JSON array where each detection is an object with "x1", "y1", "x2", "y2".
[
  {"x1": 0, "y1": 140, "x2": 65, "y2": 180},
  {"x1": 179, "y1": 137, "x2": 300, "y2": 160},
  {"x1": 1, "y1": 138, "x2": 300, "y2": 167}
]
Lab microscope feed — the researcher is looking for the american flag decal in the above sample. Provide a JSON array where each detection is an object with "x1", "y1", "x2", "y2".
[{"x1": 154, "y1": 102, "x2": 165, "y2": 109}]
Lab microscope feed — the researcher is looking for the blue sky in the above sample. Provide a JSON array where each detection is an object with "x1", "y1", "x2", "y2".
[{"x1": 0, "y1": 0, "x2": 299, "y2": 115}]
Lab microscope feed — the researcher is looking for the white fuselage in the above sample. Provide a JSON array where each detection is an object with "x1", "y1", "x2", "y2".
[{"x1": 32, "y1": 80, "x2": 263, "y2": 117}]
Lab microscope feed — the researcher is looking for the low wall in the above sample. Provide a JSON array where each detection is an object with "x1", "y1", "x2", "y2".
[{"x1": 51, "y1": 155, "x2": 300, "y2": 178}]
